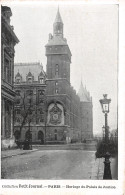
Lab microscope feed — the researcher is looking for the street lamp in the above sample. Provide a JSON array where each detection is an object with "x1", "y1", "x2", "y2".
[
  {"x1": 99, "y1": 94, "x2": 112, "y2": 179},
  {"x1": 100, "y1": 94, "x2": 111, "y2": 143},
  {"x1": 102, "y1": 125, "x2": 105, "y2": 140}
]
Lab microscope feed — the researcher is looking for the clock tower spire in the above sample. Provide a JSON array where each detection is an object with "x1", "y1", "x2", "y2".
[{"x1": 53, "y1": 7, "x2": 63, "y2": 37}]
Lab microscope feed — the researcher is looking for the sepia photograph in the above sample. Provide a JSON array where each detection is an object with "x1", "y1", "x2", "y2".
[{"x1": 1, "y1": 1, "x2": 118, "y2": 182}]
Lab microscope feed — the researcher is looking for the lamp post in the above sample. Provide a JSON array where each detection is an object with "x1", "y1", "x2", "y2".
[
  {"x1": 99, "y1": 94, "x2": 112, "y2": 179},
  {"x1": 102, "y1": 125, "x2": 105, "y2": 141}
]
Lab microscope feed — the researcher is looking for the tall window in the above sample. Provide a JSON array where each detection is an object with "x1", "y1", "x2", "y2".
[
  {"x1": 4, "y1": 58, "x2": 11, "y2": 83},
  {"x1": 55, "y1": 89, "x2": 58, "y2": 94},
  {"x1": 54, "y1": 129, "x2": 57, "y2": 140},
  {"x1": 55, "y1": 81, "x2": 58, "y2": 94},
  {"x1": 38, "y1": 90, "x2": 44, "y2": 103},
  {"x1": 26, "y1": 90, "x2": 33, "y2": 104},
  {"x1": 5, "y1": 102, "x2": 11, "y2": 138},
  {"x1": 39, "y1": 109, "x2": 44, "y2": 122},
  {"x1": 55, "y1": 64, "x2": 59, "y2": 77}
]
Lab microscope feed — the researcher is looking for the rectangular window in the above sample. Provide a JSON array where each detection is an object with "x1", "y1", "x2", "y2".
[
  {"x1": 55, "y1": 64, "x2": 59, "y2": 77},
  {"x1": 40, "y1": 78, "x2": 44, "y2": 84},
  {"x1": 16, "y1": 78, "x2": 20, "y2": 83},
  {"x1": 55, "y1": 81, "x2": 58, "y2": 86},
  {"x1": 55, "y1": 88, "x2": 58, "y2": 94},
  {"x1": 28, "y1": 78, "x2": 32, "y2": 83}
]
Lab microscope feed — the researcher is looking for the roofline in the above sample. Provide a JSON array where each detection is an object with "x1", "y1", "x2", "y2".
[{"x1": 2, "y1": 15, "x2": 19, "y2": 43}]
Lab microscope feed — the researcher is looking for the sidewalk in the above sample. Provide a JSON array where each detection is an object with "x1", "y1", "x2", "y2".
[
  {"x1": 1, "y1": 148, "x2": 38, "y2": 159},
  {"x1": 91, "y1": 157, "x2": 117, "y2": 180}
]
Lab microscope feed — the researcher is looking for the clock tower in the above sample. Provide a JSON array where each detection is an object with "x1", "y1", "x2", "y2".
[{"x1": 45, "y1": 8, "x2": 72, "y2": 142}]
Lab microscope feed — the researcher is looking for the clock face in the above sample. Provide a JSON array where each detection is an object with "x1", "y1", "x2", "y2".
[{"x1": 53, "y1": 114, "x2": 58, "y2": 120}]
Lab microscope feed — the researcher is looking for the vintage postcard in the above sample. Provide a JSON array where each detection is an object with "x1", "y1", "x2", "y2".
[{"x1": 0, "y1": 0, "x2": 125, "y2": 195}]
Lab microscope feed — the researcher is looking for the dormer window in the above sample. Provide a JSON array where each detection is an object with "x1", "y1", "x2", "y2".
[
  {"x1": 38, "y1": 70, "x2": 45, "y2": 84},
  {"x1": 16, "y1": 78, "x2": 20, "y2": 83},
  {"x1": 26, "y1": 71, "x2": 34, "y2": 83},
  {"x1": 40, "y1": 78, "x2": 44, "y2": 84},
  {"x1": 15, "y1": 71, "x2": 22, "y2": 84},
  {"x1": 28, "y1": 77, "x2": 32, "y2": 83}
]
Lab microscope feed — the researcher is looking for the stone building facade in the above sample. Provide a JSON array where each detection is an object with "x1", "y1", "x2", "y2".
[
  {"x1": 1, "y1": 6, "x2": 19, "y2": 148},
  {"x1": 14, "y1": 9, "x2": 93, "y2": 144},
  {"x1": 14, "y1": 63, "x2": 46, "y2": 143}
]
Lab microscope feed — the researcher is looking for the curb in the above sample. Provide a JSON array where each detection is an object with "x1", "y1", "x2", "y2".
[{"x1": 2, "y1": 149, "x2": 38, "y2": 159}]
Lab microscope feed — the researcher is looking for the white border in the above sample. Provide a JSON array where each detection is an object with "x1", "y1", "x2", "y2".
[{"x1": 0, "y1": 0, "x2": 125, "y2": 195}]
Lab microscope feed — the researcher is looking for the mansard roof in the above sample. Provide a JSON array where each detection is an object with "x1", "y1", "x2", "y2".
[{"x1": 14, "y1": 62, "x2": 44, "y2": 81}]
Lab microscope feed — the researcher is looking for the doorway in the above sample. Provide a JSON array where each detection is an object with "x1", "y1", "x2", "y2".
[{"x1": 38, "y1": 131, "x2": 44, "y2": 144}]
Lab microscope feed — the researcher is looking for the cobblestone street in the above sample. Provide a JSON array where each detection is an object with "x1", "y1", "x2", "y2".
[{"x1": 1, "y1": 149, "x2": 116, "y2": 180}]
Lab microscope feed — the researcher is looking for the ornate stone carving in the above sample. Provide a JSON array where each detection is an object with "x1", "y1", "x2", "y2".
[{"x1": 49, "y1": 103, "x2": 62, "y2": 125}]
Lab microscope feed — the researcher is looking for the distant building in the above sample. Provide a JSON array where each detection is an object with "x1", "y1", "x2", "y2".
[
  {"x1": 78, "y1": 82, "x2": 93, "y2": 140},
  {"x1": 1, "y1": 6, "x2": 19, "y2": 148},
  {"x1": 14, "y1": 8, "x2": 93, "y2": 143}
]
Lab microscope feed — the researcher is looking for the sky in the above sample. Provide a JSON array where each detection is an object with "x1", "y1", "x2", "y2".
[{"x1": 3, "y1": 2, "x2": 118, "y2": 135}]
